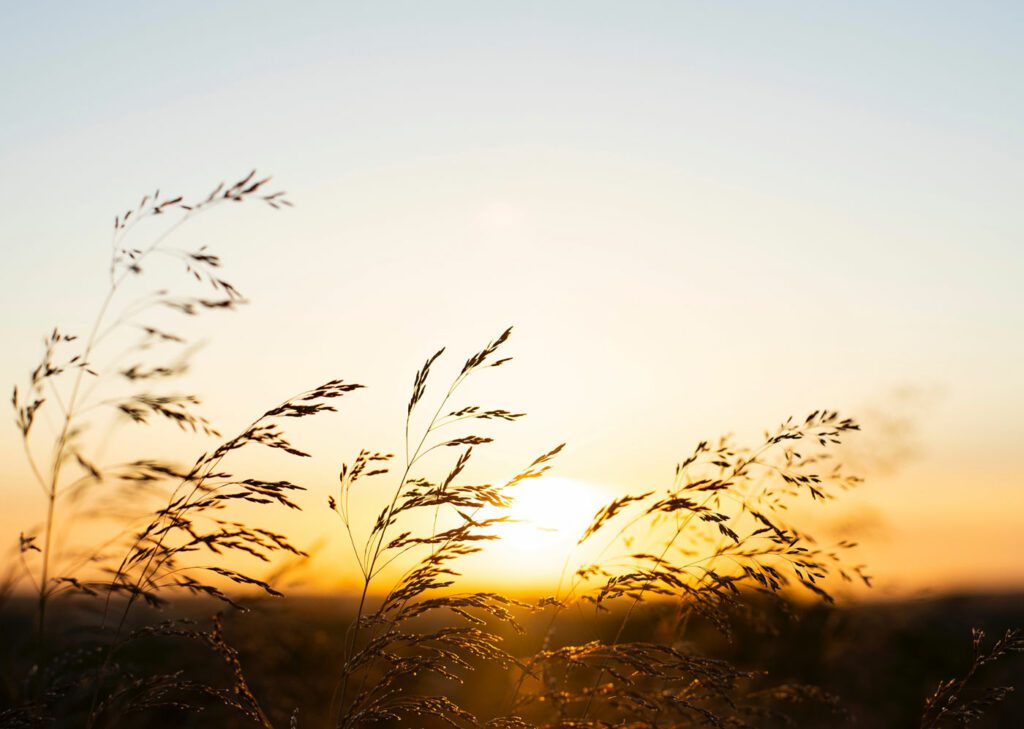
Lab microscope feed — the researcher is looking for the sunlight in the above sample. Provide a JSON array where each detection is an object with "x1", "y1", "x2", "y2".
[{"x1": 488, "y1": 476, "x2": 606, "y2": 555}]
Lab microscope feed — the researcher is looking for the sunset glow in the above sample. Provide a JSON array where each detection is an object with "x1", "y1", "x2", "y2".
[
  {"x1": 489, "y1": 476, "x2": 606, "y2": 555},
  {"x1": 2, "y1": 5, "x2": 1023, "y2": 726}
]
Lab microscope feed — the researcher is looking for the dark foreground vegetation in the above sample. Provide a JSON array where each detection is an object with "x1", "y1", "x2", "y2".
[
  {"x1": 2, "y1": 173, "x2": 1020, "y2": 727},
  {"x1": 1, "y1": 593, "x2": 1021, "y2": 727}
]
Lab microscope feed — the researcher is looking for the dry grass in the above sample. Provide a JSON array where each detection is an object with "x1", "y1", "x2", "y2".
[
  {"x1": 920, "y1": 628, "x2": 1023, "y2": 728},
  {"x1": 1, "y1": 173, "x2": 1019, "y2": 728}
]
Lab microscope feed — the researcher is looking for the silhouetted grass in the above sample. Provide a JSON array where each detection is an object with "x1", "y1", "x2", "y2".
[{"x1": 1, "y1": 174, "x2": 1019, "y2": 728}]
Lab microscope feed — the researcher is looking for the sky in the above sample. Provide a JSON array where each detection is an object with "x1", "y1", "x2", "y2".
[{"x1": 1, "y1": 2, "x2": 1022, "y2": 598}]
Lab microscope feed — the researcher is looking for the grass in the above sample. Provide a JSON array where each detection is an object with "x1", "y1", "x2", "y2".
[{"x1": 1, "y1": 173, "x2": 1020, "y2": 728}]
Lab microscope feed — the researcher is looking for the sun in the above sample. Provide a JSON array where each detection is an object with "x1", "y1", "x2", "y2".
[{"x1": 486, "y1": 476, "x2": 606, "y2": 555}]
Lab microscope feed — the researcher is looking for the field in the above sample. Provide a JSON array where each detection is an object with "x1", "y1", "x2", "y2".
[{"x1": 2, "y1": 592, "x2": 1021, "y2": 727}]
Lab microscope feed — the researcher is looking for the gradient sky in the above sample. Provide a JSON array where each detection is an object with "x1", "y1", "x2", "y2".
[{"x1": 2, "y1": 2, "x2": 1022, "y2": 597}]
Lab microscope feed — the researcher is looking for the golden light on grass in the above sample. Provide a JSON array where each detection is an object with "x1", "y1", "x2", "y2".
[{"x1": 3, "y1": 168, "x2": 1020, "y2": 727}]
